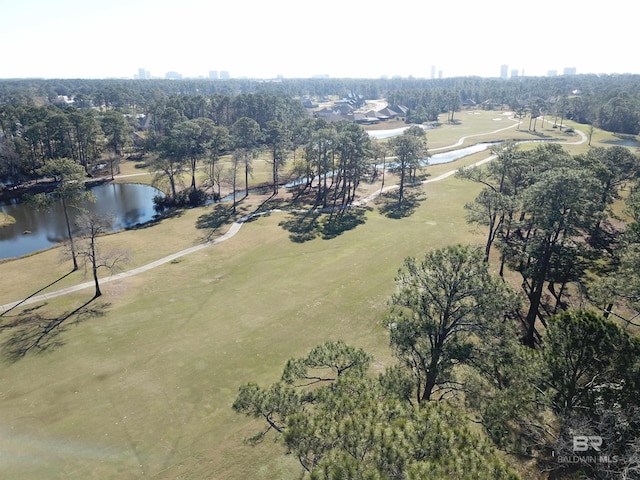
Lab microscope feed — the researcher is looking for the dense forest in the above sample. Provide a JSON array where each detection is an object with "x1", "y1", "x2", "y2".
[
  {"x1": 2, "y1": 73, "x2": 640, "y2": 128},
  {"x1": 2, "y1": 74, "x2": 640, "y2": 196},
  {"x1": 2, "y1": 74, "x2": 640, "y2": 185},
  {"x1": 2, "y1": 75, "x2": 640, "y2": 478}
]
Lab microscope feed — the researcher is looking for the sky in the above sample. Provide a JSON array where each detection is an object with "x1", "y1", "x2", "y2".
[{"x1": 1, "y1": 0, "x2": 637, "y2": 80}]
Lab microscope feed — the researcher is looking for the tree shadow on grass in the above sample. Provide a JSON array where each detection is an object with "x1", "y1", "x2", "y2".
[
  {"x1": 246, "y1": 194, "x2": 290, "y2": 218},
  {"x1": 377, "y1": 189, "x2": 426, "y2": 219},
  {"x1": 279, "y1": 205, "x2": 370, "y2": 243},
  {"x1": 602, "y1": 133, "x2": 640, "y2": 146},
  {"x1": 195, "y1": 202, "x2": 251, "y2": 241},
  {"x1": 0, "y1": 270, "x2": 75, "y2": 317},
  {"x1": 128, "y1": 207, "x2": 185, "y2": 231},
  {"x1": 320, "y1": 207, "x2": 370, "y2": 240},
  {"x1": 278, "y1": 209, "x2": 323, "y2": 243},
  {"x1": 525, "y1": 129, "x2": 554, "y2": 139},
  {"x1": 0, "y1": 299, "x2": 110, "y2": 362}
]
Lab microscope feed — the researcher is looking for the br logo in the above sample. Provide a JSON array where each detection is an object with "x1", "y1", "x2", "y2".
[{"x1": 573, "y1": 436, "x2": 603, "y2": 452}]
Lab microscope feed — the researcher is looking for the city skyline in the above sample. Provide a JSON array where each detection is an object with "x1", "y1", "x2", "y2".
[
  {"x1": 131, "y1": 64, "x2": 579, "y2": 81},
  {"x1": 1, "y1": 0, "x2": 636, "y2": 80}
]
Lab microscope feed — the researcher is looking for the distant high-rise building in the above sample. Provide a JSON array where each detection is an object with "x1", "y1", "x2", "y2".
[
  {"x1": 136, "y1": 68, "x2": 150, "y2": 79},
  {"x1": 438, "y1": 70, "x2": 443, "y2": 79},
  {"x1": 165, "y1": 71, "x2": 183, "y2": 80},
  {"x1": 431, "y1": 65, "x2": 436, "y2": 79},
  {"x1": 209, "y1": 70, "x2": 219, "y2": 79},
  {"x1": 547, "y1": 69, "x2": 558, "y2": 77},
  {"x1": 500, "y1": 64, "x2": 508, "y2": 79},
  {"x1": 511, "y1": 69, "x2": 519, "y2": 78},
  {"x1": 219, "y1": 70, "x2": 230, "y2": 79},
  {"x1": 563, "y1": 67, "x2": 577, "y2": 75}
]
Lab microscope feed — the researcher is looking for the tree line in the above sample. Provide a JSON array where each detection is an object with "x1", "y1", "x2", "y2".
[
  {"x1": 0, "y1": 104, "x2": 134, "y2": 182},
  {"x1": 458, "y1": 142, "x2": 640, "y2": 338},
  {"x1": 3, "y1": 74, "x2": 640, "y2": 133},
  {"x1": 0, "y1": 92, "x2": 309, "y2": 185},
  {"x1": 148, "y1": 114, "x2": 417, "y2": 216},
  {"x1": 3, "y1": 73, "x2": 640, "y2": 197},
  {"x1": 0, "y1": 91, "x2": 430, "y2": 221},
  {"x1": 0, "y1": 93, "x2": 429, "y2": 268}
]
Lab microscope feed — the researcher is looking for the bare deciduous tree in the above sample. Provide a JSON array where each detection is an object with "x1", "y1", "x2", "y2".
[{"x1": 74, "y1": 213, "x2": 129, "y2": 298}]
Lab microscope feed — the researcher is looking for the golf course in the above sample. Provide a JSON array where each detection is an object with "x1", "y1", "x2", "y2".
[{"x1": 0, "y1": 110, "x2": 622, "y2": 479}]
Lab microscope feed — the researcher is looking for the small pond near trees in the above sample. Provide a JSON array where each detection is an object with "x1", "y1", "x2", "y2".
[{"x1": 0, "y1": 183, "x2": 162, "y2": 260}]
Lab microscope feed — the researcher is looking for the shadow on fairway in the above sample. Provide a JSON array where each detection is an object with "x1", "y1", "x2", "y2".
[
  {"x1": 603, "y1": 133, "x2": 640, "y2": 147},
  {"x1": 320, "y1": 208, "x2": 369, "y2": 240},
  {"x1": 377, "y1": 189, "x2": 426, "y2": 219},
  {"x1": 0, "y1": 270, "x2": 75, "y2": 317},
  {"x1": 195, "y1": 202, "x2": 251, "y2": 241},
  {"x1": 0, "y1": 299, "x2": 110, "y2": 362},
  {"x1": 244, "y1": 194, "x2": 289, "y2": 220},
  {"x1": 127, "y1": 207, "x2": 185, "y2": 231},
  {"x1": 279, "y1": 206, "x2": 369, "y2": 243},
  {"x1": 278, "y1": 209, "x2": 322, "y2": 242},
  {"x1": 525, "y1": 130, "x2": 554, "y2": 139}
]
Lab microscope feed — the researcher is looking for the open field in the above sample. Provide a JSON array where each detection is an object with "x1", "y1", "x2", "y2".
[{"x1": 0, "y1": 111, "x2": 635, "y2": 479}]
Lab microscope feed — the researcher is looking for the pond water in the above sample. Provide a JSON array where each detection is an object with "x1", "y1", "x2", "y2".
[
  {"x1": 0, "y1": 183, "x2": 162, "y2": 260},
  {"x1": 428, "y1": 143, "x2": 498, "y2": 165},
  {"x1": 367, "y1": 124, "x2": 436, "y2": 139}
]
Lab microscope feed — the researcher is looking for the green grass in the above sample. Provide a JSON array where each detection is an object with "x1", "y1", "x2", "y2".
[
  {"x1": 0, "y1": 111, "x2": 627, "y2": 479},
  {"x1": 0, "y1": 177, "x2": 486, "y2": 479}
]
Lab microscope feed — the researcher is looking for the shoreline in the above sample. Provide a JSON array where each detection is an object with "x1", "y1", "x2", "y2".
[{"x1": 0, "y1": 176, "x2": 112, "y2": 202}]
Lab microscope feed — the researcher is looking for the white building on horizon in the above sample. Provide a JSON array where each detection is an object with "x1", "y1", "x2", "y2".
[{"x1": 136, "y1": 68, "x2": 150, "y2": 79}]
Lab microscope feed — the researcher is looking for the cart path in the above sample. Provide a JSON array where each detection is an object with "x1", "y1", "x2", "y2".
[{"x1": 0, "y1": 125, "x2": 587, "y2": 313}]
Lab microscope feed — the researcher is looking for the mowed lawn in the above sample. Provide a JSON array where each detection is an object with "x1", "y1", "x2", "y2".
[
  {"x1": 0, "y1": 111, "x2": 626, "y2": 479},
  {"x1": 0, "y1": 176, "x2": 486, "y2": 479}
]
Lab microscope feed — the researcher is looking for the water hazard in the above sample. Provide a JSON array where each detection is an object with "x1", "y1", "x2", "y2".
[{"x1": 0, "y1": 183, "x2": 163, "y2": 260}]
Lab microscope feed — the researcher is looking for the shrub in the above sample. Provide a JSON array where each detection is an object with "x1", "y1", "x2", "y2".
[{"x1": 153, "y1": 188, "x2": 209, "y2": 212}]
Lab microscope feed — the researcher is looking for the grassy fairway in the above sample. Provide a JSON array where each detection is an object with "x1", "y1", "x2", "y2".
[
  {"x1": 0, "y1": 176, "x2": 485, "y2": 479},
  {"x1": 0, "y1": 111, "x2": 627, "y2": 479}
]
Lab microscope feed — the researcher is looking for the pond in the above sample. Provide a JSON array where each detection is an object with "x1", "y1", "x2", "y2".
[
  {"x1": 367, "y1": 124, "x2": 436, "y2": 139},
  {"x1": 428, "y1": 143, "x2": 498, "y2": 165},
  {"x1": 0, "y1": 183, "x2": 163, "y2": 260}
]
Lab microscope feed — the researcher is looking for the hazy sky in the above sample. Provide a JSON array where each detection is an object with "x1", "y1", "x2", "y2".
[{"x1": 1, "y1": 0, "x2": 636, "y2": 79}]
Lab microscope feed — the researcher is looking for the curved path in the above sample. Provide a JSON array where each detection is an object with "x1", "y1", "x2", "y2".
[
  {"x1": 0, "y1": 121, "x2": 587, "y2": 313},
  {"x1": 429, "y1": 115, "x2": 519, "y2": 152}
]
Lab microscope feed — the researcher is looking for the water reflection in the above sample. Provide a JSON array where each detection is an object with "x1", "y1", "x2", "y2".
[{"x1": 0, "y1": 183, "x2": 162, "y2": 260}]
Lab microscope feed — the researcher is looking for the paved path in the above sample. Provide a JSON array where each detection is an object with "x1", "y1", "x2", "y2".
[
  {"x1": 0, "y1": 123, "x2": 587, "y2": 313},
  {"x1": 429, "y1": 115, "x2": 519, "y2": 152}
]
